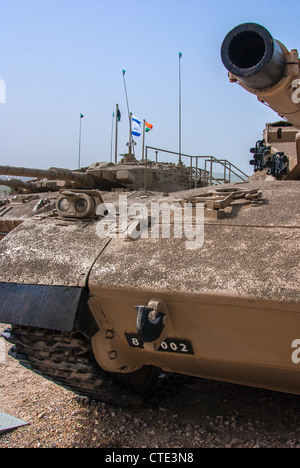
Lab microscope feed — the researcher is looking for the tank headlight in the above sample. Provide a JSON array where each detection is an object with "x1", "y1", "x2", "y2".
[
  {"x1": 56, "y1": 190, "x2": 104, "y2": 219},
  {"x1": 75, "y1": 198, "x2": 88, "y2": 213},
  {"x1": 58, "y1": 197, "x2": 71, "y2": 212},
  {"x1": 74, "y1": 195, "x2": 95, "y2": 218}
]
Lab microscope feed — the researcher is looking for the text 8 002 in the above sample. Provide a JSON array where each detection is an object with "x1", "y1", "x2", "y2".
[{"x1": 125, "y1": 334, "x2": 194, "y2": 355}]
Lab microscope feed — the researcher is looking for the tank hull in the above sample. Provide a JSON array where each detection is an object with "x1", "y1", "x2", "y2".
[
  {"x1": 0, "y1": 180, "x2": 299, "y2": 400},
  {"x1": 90, "y1": 286, "x2": 300, "y2": 395}
]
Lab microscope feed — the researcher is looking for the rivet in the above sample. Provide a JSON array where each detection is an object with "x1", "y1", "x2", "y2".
[{"x1": 109, "y1": 350, "x2": 118, "y2": 360}]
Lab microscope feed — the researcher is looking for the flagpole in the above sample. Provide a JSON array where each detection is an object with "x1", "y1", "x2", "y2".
[
  {"x1": 114, "y1": 104, "x2": 119, "y2": 164},
  {"x1": 110, "y1": 111, "x2": 114, "y2": 163},
  {"x1": 78, "y1": 113, "x2": 84, "y2": 169},
  {"x1": 144, "y1": 144, "x2": 148, "y2": 195},
  {"x1": 142, "y1": 119, "x2": 145, "y2": 161},
  {"x1": 179, "y1": 52, "x2": 182, "y2": 165},
  {"x1": 122, "y1": 69, "x2": 132, "y2": 155},
  {"x1": 129, "y1": 112, "x2": 132, "y2": 155},
  {"x1": 122, "y1": 70, "x2": 130, "y2": 120}
]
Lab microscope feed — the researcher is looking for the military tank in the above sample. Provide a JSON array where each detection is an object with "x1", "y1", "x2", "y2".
[
  {"x1": 0, "y1": 23, "x2": 299, "y2": 406},
  {"x1": 0, "y1": 153, "x2": 203, "y2": 194}
]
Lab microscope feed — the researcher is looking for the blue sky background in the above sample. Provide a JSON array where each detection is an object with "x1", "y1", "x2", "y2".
[{"x1": 0, "y1": 0, "x2": 298, "y2": 175}]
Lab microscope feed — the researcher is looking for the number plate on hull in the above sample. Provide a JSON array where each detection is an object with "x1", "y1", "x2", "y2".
[{"x1": 125, "y1": 333, "x2": 194, "y2": 355}]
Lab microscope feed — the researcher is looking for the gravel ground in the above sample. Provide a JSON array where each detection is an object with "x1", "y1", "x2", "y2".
[{"x1": 1, "y1": 324, "x2": 300, "y2": 449}]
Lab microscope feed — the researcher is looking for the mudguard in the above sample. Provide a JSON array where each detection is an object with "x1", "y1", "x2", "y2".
[
  {"x1": 0, "y1": 283, "x2": 83, "y2": 331},
  {"x1": 0, "y1": 283, "x2": 99, "y2": 336}
]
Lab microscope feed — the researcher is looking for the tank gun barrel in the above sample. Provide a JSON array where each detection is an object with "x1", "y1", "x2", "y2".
[
  {"x1": 221, "y1": 23, "x2": 300, "y2": 129},
  {"x1": 0, "y1": 165, "x2": 99, "y2": 190},
  {"x1": 0, "y1": 177, "x2": 32, "y2": 191},
  {"x1": 0, "y1": 166, "x2": 87, "y2": 182},
  {"x1": 0, "y1": 165, "x2": 135, "y2": 191}
]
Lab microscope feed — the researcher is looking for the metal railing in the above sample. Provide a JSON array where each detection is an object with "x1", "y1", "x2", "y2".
[{"x1": 145, "y1": 146, "x2": 249, "y2": 188}]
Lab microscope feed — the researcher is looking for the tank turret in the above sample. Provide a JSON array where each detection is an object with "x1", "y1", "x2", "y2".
[{"x1": 221, "y1": 23, "x2": 300, "y2": 179}]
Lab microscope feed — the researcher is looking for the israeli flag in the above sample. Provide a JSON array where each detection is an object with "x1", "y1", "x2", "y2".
[{"x1": 132, "y1": 115, "x2": 141, "y2": 137}]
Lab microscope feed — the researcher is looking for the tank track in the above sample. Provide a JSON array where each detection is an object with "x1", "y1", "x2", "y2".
[{"x1": 2, "y1": 325, "x2": 143, "y2": 406}]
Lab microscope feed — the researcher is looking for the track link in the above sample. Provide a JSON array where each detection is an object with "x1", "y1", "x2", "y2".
[{"x1": 2, "y1": 325, "x2": 143, "y2": 406}]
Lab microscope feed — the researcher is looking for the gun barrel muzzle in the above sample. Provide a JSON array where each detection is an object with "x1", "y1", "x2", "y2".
[{"x1": 221, "y1": 23, "x2": 286, "y2": 90}]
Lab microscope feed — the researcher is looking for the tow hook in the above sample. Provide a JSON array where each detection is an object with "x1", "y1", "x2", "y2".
[{"x1": 135, "y1": 299, "x2": 168, "y2": 343}]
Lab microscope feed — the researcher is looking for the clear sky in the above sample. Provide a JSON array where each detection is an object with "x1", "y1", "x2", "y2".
[{"x1": 0, "y1": 0, "x2": 299, "y2": 175}]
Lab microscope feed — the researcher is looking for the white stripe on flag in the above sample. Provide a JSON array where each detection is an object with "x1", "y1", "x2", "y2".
[{"x1": 132, "y1": 115, "x2": 141, "y2": 137}]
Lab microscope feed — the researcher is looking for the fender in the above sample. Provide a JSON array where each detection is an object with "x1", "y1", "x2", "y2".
[{"x1": 0, "y1": 283, "x2": 98, "y2": 334}]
